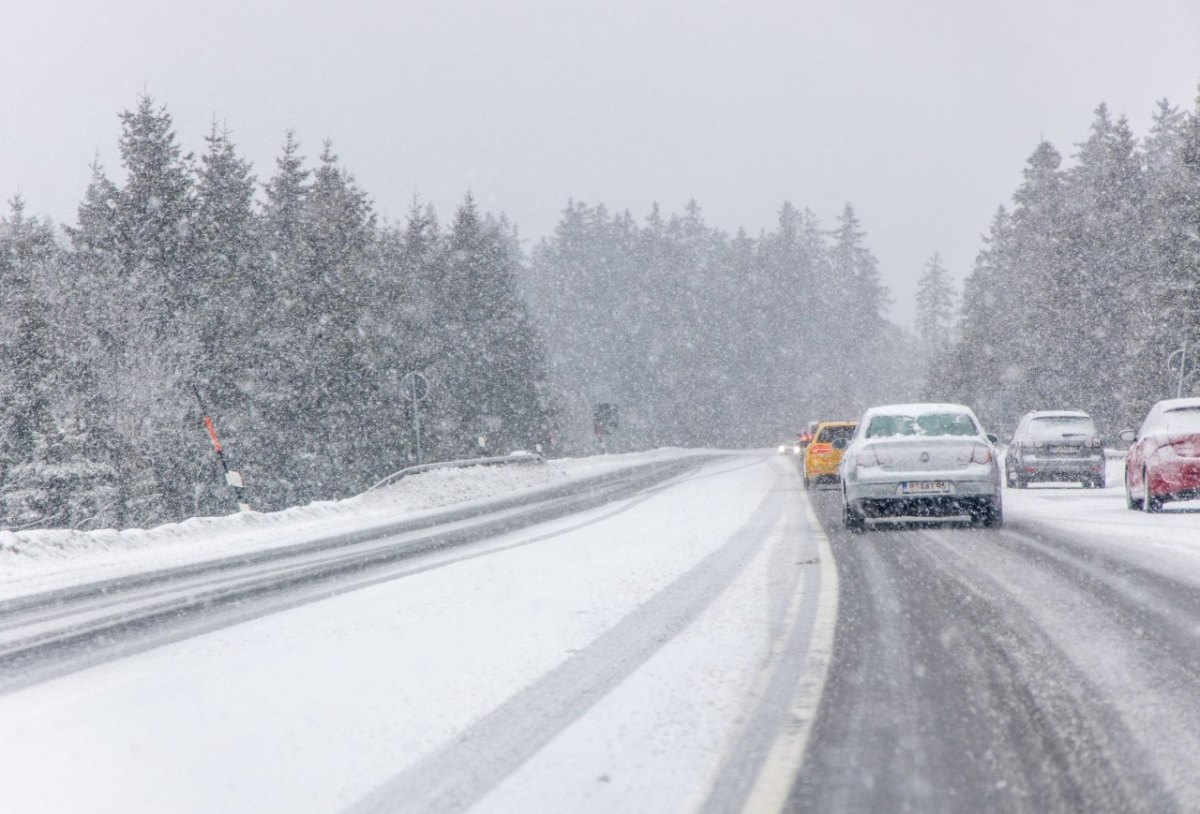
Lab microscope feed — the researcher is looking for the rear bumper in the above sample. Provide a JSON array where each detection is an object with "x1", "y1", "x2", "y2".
[
  {"x1": 843, "y1": 473, "x2": 1000, "y2": 504},
  {"x1": 1149, "y1": 459, "x2": 1200, "y2": 502},
  {"x1": 852, "y1": 495, "x2": 1000, "y2": 519},
  {"x1": 1016, "y1": 456, "x2": 1105, "y2": 480},
  {"x1": 806, "y1": 456, "x2": 843, "y2": 478}
]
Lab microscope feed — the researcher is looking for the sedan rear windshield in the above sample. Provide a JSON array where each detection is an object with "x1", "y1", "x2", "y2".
[
  {"x1": 816, "y1": 425, "x2": 856, "y2": 443},
  {"x1": 865, "y1": 413, "x2": 978, "y2": 438},
  {"x1": 1163, "y1": 407, "x2": 1200, "y2": 432},
  {"x1": 1027, "y1": 416, "x2": 1096, "y2": 439}
]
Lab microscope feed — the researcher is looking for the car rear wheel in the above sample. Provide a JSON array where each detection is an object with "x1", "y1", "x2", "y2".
[
  {"x1": 1143, "y1": 468, "x2": 1163, "y2": 513},
  {"x1": 971, "y1": 498, "x2": 1003, "y2": 528},
  {"x1": 1126, "y1": 471, "x2": 1143, "y2": 510},
  {"x1": 842, "y1": 498, "x2": 866, "y2": 532}
]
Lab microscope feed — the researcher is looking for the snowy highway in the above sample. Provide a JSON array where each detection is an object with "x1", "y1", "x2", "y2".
[{"x1": 4, "y1": 450, "x2": 1200, "y2": 812}]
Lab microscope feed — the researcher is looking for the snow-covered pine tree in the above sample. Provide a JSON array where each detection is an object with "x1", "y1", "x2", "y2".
[
  {"x1": 915, "y1": 252, "x2": 956, "y2": 352},
  {"x1": 1003, "y1": 140, "x2": 1070, "y2": 417},
  {"x1": 0, "y1": 198, "x2": 118, "y2": 528},
  {"x1": 368, "y1": 201, "x2": 446, "y2": 468},
  {"x1": 243, "y1": 131, "x2": 313, "y2": 507},
  {"x1": 299, "y1": 141, "x2": 382, "y2": 494},
  {"x1": 0, "y1": 198, "x2": 59, "y2": 474},
  {"x1": 1115, "y1": 99, "x2": 1192, "y2": 422},
  {"x1": 430, "y1": 195, "x2": 555, "y2": 457},
  {"x1": 929, "y1": 207, "x2": 1014, "y2": 426},
  {"x1": 189, "y1": 123, "x2": 263, "y2": 513},
  {"x1": 1059, "y1": 106, "x2": 1146, "y2": 427},
  {"x1": 829, "y1": 204, "x2": 892, "y2": 405},
  {"x1": 113, "y1": 96, "x2": 197, "y2": 300},
  {"x1": 108, "y1": 96, "x2": 204, "y2": 521}
]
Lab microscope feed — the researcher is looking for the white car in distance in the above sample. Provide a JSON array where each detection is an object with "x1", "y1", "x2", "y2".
[{"x1": 838, "y1": 403, "x2": 1003, "y2": 531}]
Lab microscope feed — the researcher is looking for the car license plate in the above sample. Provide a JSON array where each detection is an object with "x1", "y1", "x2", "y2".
[
  {"x1": 902, "y1": 481, "x2": 951, "y2": 495},
  {"x1": 1049, "y1": 445, "x2": 1076, "y2": 454}
]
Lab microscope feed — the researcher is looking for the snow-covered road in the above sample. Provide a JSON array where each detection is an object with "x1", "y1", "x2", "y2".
[
  {"x1": 5, "y1": 450, "x2": 1200, "y2": 813},
  {"x1": 0, "y1": 452, "x2": 836, "y2": 813}
]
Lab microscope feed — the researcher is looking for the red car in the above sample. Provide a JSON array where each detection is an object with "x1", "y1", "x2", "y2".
[{"x1": 1121, "y1": 397, "x2": 1200, "y2": 512}]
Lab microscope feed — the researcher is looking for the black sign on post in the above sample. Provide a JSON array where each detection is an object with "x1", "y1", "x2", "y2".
[
  {"x1": 594, "y1": 403, "x2": 619, "y2": 436},
  {"x1": 400, "y1": 371, "x2": 429, "y2": 402}
]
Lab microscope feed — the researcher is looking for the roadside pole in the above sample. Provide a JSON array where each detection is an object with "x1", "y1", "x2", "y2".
[
  {"x1": 192, "y1": 385, "x2": 249, "y2": 513},
  {"x1": 1168, "y1": 341, "x2": 1197, "y2": 399},
  {"x1": 400, "y1": 371, "x2": 429, "y2": 466},
  {"x1": 1178, "y1": 340, "x2": 1189, "y2": 399},
  {"x1": 593, "y1": 403, "x2": 619, "y2": 454}
]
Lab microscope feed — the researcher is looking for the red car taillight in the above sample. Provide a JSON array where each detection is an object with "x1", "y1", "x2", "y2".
[{"x1": 1168, "y1": 435, "x2": 1200, "y2": 458}]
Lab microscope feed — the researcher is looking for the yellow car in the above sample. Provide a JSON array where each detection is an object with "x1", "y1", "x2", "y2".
[{"x1": 803, "y1": 421, "x2": 858, "y2": 489}]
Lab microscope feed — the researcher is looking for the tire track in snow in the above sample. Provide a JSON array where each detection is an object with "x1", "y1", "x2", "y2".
[
  {"x1": 0, "y1": 458, "x2": 716, "y2": 694},
  {"x1": 344, "y1": 465, "x2": 789, "y2": 814},
  {"x1": 700, "y1": 490, "x2": 838, "y2": 814},
  {"x1": 793, "y1": 491, "x2": 1177, "y2": 813}
]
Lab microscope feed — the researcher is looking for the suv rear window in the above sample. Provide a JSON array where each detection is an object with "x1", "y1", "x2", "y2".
[
  {"x1": 1027, "y1": 416, "x2": 1096, "y2": 439},
  {"x1": 1163, "y1": 407, "x2": 1200, "y2": 432},
  {"x1": 816, "y1": 425, "x2": 855, "y2": 443}
]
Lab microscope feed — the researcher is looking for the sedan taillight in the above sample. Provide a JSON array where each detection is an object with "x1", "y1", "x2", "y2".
[
  {"x1": 971, "y1": 444, "x2": 993, "y2": 464},
  {"x1": 957, "y1": 444, "x2": 993, "y2": 464}
]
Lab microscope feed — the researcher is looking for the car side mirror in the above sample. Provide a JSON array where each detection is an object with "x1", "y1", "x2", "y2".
[
  {"x1": 986, "y1": 434, "x2": 999, "y2": 444},
  {"x1": 1118, "y1": 429, "x2": 1136, "y2": 443},
  {"x1": 832, "y1": 438, "x2": 848, "y2": 450}
]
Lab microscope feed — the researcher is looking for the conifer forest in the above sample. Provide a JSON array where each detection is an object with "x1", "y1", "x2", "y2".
[{"x1": 2, "y1": 92, "x2": 1199, "y2": 529}]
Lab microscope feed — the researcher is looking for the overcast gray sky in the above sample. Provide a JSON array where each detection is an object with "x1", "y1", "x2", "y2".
[{"x1": 3, "y1": 0, "x2": 1200, "y2": 326}]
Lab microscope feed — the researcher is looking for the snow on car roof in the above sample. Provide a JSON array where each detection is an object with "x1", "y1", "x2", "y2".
[
  {"x1": 1027, "y1": 410, "x2": 1091, "y2": 418},
  {"x1": 1158, "y1": 397, "x2": 1200, "y2": 411},
  {"x1": 859, "y1": 402, "x2": 976, "y2": 418}
]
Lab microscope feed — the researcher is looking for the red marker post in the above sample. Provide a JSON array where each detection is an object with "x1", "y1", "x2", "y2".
[{"x1": 193, "y1": 385, "x2": 249, "y2": 513}]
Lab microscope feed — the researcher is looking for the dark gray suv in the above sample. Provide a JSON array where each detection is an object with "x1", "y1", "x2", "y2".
[{"x1": 1005, "y1": 410, "x2": 1105, "y2": 488}]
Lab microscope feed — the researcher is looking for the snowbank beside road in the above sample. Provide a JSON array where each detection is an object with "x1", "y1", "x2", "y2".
[
  {"x1": 1005, "y1": 457, "x2": 1200, "y2": 582},
  {"x1": 0, "y1": 449, "x2": 713, "y2": 600}
]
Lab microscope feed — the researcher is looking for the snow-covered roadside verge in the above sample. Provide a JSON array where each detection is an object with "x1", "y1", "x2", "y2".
[
  {"x1": 1004, "y1": 457, "x2": 1200, "y2": 583},
  {"x1": 0, "y1": 448, "x2": 716, "y2": 601}
]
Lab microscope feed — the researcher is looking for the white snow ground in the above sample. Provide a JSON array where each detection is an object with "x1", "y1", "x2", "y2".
[
  {"x1": 1004, "y1": 455, "x2": 1200, "y2": 583},
  {"x1": 0, "y1": 450, "x2": 831, "y2": 813}
]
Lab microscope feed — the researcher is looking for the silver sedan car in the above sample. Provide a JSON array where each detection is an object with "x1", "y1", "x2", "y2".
[{"x1": 838, "y1": 403, "x2": 1003, "y2": 530}]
